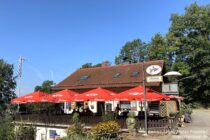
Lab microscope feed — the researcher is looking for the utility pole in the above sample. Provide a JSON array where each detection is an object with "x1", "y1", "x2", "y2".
[
  {"x1": 17, "y1": 56, "x2": 25, "y2": 112},
  {"x1": 142, "y1": 62, "x2": 148, "y2": 135}
]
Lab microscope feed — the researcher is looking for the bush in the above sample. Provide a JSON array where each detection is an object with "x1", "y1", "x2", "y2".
[
  {"x1": 66, "y1": 113, "x2": 87, "y2": 140},
  {"x1": 178, "y1": 102, "x2": 193, "y2": 117},
  {"x1": 0, "y1": 113, "x2": 14, "y2": 140},
  {"x1": 15, "y1": 124, "x2": 36, "y2": 140},
  {"x1": 102, "y1": 113, "x2": 115, "y2": 122},
  {"x1": 91, "y1": 121, "x2": 120, "y2": 139}
]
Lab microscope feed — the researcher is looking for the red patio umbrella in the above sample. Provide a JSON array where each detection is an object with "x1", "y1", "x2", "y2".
[
  {"x1": 11, "y1": 97, "x2": 26, "y2": 104},
  {"x1": 50, "y1": 89, "x2": 78, "y2": 103},
  {"x1": 13, "y1": 91, "x2": 50, "y2": 103},
  {"x1": 72, "y1": 87, "x2": 116, "y2": 102},
  {"x1": 168, "y1": 95, "x2": 184, "y2": 100},
  {"x1": 113, "y1": 86, "x2": 169, "y2": 101}
]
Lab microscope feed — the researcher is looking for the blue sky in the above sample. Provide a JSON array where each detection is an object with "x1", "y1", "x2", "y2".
[{"x1": 0, "y1": 0, "x2": 208, "y2": 95}]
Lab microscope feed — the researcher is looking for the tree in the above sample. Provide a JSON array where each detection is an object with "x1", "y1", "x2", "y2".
[
  {"x1": 147, "y1": 33, "x2": 173, "y2": 71},
  {"x1": 81, "y1": 63, "x2": 102, "y2": 69},
  {"x1": 147, "y1": 33, "x2": 167, "y2": 60},
  {"x1": 80, "y1": 61, "x2": 111, "y2": 69},
  {"x1": 34, "y1": 80, "x2": 55, "y2": 93},
  {"x1": 81, "y1": 63, "x2": 94, "y2": 69},
  {"x1": 115, "y1": 39, "x2": 147, "y2": 64},
  {"x1": 0, "y1": 59, "x2": 16, "y2": 112},
  {"x1": 168, "y1": 3, "x2": 210, "y2": 106}
]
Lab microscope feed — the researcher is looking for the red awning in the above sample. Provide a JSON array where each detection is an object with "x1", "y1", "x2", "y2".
[
  {"x1": 72, "y1": 87, "x2": 116, "y2": 101},
  {"x1": 50, "y1": 89, "x2": 78, "y2": 103},
  {"x1": 113, "y1": 86, "x2": 169, "y2": 101}
]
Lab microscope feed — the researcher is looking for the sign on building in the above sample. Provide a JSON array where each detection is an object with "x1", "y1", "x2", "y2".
[
  {"x1": 146, "y1": 76, "x2": 163, "y2": 82},
  {"x1": 146, "y1": 65, "x2": 162, "y2": 75}
]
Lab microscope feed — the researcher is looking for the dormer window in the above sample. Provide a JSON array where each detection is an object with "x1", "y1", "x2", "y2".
[
  {"x1": 113, "y1": 73, "x2": 121, "y2": 78},
  {"x1": 80, "y1": 75, "x2": 89, "y2": 80},
  {"x1": 131, "y1": 71, "x2": 139, "y2": 77}
]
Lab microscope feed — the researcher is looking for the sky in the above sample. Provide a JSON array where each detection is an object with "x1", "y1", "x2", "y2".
[{"x1": 0, "y1": 0, "x2": 208, "y2": 95}]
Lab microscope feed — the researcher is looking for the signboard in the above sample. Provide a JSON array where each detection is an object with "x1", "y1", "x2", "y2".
[
  {"x1": 146, "y1": 65, "x2": 162, "y2": 75},
  {"x1": 146, "y1": 76, "x2": 163, "y2": 82}
]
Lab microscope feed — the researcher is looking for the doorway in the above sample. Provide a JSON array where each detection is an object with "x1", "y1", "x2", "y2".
[{"x1": 97, "y1": 102, "x2": 105, "y2": 115}]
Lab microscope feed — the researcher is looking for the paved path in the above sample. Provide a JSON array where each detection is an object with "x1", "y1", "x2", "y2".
[
  {"x1": 135, "y1": 109, "x2": 210, "y2": 140},
  {"x1": 167, "y1": 109, "x2": 210, "y2": 140}
]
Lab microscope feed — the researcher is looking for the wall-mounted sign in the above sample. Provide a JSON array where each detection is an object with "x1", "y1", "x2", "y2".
[
  {"x1": 146, "y1": 65, "x2": 162, "y2": 75},
  {"x1": 146, "y1": 76, "x2": 163, "y2": 82}
]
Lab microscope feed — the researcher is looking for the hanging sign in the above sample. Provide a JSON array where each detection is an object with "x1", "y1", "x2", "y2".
[
  {"x1": 146, "y1": 76, "x2": 163, "y2": 82},
  {"x1": 146, "y1": 65, "x2": 162, "y2": 75}
]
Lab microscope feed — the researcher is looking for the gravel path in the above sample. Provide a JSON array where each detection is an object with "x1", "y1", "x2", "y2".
[
  {"x1": 130, "y1": 109, "x2": 210, "y2": 140},
  {"x1": 166, "y1": 109, "x2": 210, "y2": 140}
]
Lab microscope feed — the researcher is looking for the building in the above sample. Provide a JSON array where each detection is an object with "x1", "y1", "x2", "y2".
[
  {"x1": 52, "y1": 60, "x2": 165, "y2": 93},
  {"x1": 15, "y1": 60, "x2": 179, "y2": 140}
]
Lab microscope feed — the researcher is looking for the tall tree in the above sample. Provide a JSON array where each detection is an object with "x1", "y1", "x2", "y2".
[
  {"x1": 115, "y1": 39, "x2": 147, "y2": 64},
  {"x1": 147, "y1": 33, "x2": 172, "y2": 70},
  {"x1": 34, "y1": 80, "x2": 55, "y2": 93},
  {"x1": 0, "y1": 59, "x2": 16, "y2": 112},
  {"x1": 168, "y1": 3, "x2": 210, "y2": 105},
  {"x1": 147, "y1": 33, "x2": 167, "y2": 60}
]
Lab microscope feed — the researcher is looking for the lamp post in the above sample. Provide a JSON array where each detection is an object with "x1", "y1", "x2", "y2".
[{"x1": 142, "y1": 62, "x2": 148, "y2": 135}]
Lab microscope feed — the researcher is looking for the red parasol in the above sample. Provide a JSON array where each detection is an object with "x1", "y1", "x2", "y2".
[
  {"x1": 11, "y1": 97, "x2": 26, "y2": 104},
  {"x1": 11, "y1": 91, "x2": 50, "y2": 103},
  {"x1": 113, "y1": 86, "x2": 169, "y2": 101},
  {"x1": 168, "y1": 95, "x2": 184, "y2": 100},
  {"x1": 50, "y1": 89, "x2": 78, "y2": 103},
  {"x1": 72, "y1": 87, "x2": 116, "y2": 102}
]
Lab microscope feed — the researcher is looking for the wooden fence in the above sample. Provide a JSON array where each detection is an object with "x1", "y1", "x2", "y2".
[{"x1": 14, "y1": 113, "x2": 178, "y2": 132}]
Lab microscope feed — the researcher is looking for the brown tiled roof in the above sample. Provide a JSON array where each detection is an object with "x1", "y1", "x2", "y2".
[{"x1": 52, "y1": 60, "x2": 164, "y2": 90}]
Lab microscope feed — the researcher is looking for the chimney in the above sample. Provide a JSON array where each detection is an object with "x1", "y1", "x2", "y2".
[{"x1": 101, "y1": 61, "x2": 111, "y2": 67}]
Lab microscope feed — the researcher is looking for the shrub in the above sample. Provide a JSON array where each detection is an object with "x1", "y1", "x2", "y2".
[
  {"x1": 91, "y1": 121, "x2": 120, "y2": 139},
  {"x1": 102, "y1": 113, "x2": 115, "y2": 122},
  {"x1": 66, "y1": 113, "x2": 87, "y2": 140},
  {"x1": 178, "y1": 103, "x2": 193, "y2": 117},
  {"x1": 0, "y1": 113, "x2": 14, "y2": 140},
  {"x1": 15, "y1": 124, "x2": 36, "y2": 140}
]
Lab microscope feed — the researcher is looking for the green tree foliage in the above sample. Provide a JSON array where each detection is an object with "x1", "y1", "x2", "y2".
[
  {"x1": 34, "y1": 80, "x2": 55, "y2": 93},
  {"x1": 0, "y1": 59, "x2": 16, "y2": 112},
  {"x1": 114, "y1": 3, "x2": 210, "y2": 106},
  {"x1": 82, "y1": 63, "x2": 99, "y2": 68},
  {"x1": 167, "y1": 3, "x2": 210, "y2": 106},
  {"x1": 15, "y1": 124, "x2": 36, "y2": 140},
  {"x1": 66, "y1": 113, "x2": 87, "y2": 139},
  {"x1": 115, "y1": 39, "x2": 147, "y2": 64},
  {"x1": 0, "y1": 113, "x2": 14, "y2": 140},
  {"x1": 147, "y1": 33, "x2": 172, "y2": 71},
  {"x1": 148, "y1": 33, "x2": 167, "y2": 60},
  {"x1": 81, "y1": 61, "x2": 111, "y2": 69}
]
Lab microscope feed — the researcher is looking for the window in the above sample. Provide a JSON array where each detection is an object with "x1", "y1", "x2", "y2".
[
  {"x1": 113, "y1": 72, "x2": 121, "y2": 78},
  {"x1": 120, "y1": 101, "x2": 131, "y2": 110},
  {"x1": 131, "y1": 71, "x2": 139, "y2": 77},
  {"x1": 80, "y1": 75, "x2": 89, "y2": 80},
  {"x1": 49, "y1": 130, "x2": 57, "y2": 139}
]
